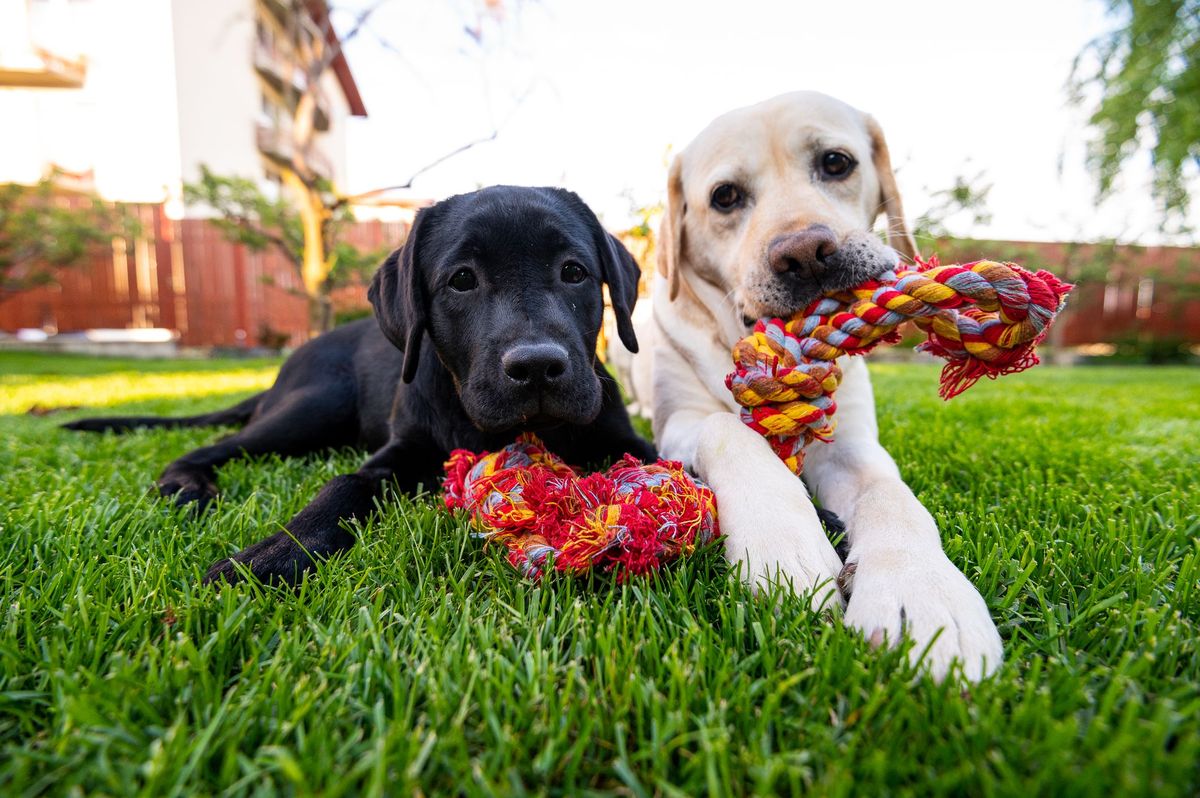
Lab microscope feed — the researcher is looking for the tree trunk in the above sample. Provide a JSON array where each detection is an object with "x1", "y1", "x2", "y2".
[
  {"x1": 310, "y1": 293, "x2": 333, "y2": 337},
  {"x1": 281, "y1": 169, "x2": 334, "y2": 338}
]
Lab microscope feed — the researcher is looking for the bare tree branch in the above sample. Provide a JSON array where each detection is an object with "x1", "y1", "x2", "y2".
[
  {"x1": 306, "y1": 0, "x2": 387, "y2": 81},
  {"x1": 365, "y1": 25, "x2": 427, "y2": 83},
  {"x1": 345, "y1": 131, "x2": 500, "y2": 203},
  {"x1": 335, "y1": 82, "x2": 534, "y2": 207}
]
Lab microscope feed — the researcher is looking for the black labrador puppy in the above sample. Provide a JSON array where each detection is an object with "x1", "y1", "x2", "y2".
[{"x1": 65, "y1": 186, "x2": 656, "y2": 585}]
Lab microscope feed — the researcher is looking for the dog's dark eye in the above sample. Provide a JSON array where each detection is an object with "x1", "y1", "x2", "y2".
[
  {"x1": 561, "y1": 261, "x2": 588, "y2": 284},
  {"x1": 448, "y1": 268, "x2": 477, "y2": 292},
  {"x1": 710, "y1": 183, "x2": 745, "y2": 212},
  {"x1": 820, "y1": 151, "x2": 855, "y2": 178}
]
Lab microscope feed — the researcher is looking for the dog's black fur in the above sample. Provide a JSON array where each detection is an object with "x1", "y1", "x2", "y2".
[{"x1": 65, "y1": 186, "x2": 656, "y2": 586}]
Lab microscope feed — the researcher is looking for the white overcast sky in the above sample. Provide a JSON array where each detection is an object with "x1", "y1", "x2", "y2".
[{"x1": 334, "y1": 0, "x2": 1197, "y2": 245}]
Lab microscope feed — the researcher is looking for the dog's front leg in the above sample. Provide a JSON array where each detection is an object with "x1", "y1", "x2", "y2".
[
  {"x1": 802, "y1": 357, "x2": 1003, "y2": 681},
  {"x1": 662, "y1": 409, "x2": 844, "y2": 611},
  {"x1": 203, "y1": 435, "x2": 442, "y2": 588}
]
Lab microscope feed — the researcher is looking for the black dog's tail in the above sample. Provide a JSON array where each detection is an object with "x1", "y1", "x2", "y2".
[{"x1": 61, "y1": 392, "x2": 265, "y2": 434}]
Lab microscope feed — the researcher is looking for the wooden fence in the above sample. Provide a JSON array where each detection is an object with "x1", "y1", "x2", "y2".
[
  {"x1": 0, "y1": 204, "x2": 406, "y2": 347},
  {"x1": 933, "y1": 239, "x2": 1200, "y2": 347},
  {"x1": 2, "y1": 209, "x2": 1196, "y2": 349}
]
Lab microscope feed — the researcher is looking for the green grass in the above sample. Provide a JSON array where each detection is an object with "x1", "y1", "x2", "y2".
[{"x1": 1, "y1": 352, "x2": 1197, "y2": 796}]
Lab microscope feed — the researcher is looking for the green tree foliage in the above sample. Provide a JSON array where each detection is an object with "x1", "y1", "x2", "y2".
[
  {"x1": 184, "y1": 166, "x2": 306, "y2": 261},
  {"x1": 0, "y1": 175, "x2": 130, "y2": 298},
  {"x1": 184, "y1": 166, "x2": 388, "y2": 332},
  {"x1": 912, "y1": 172, "x2": 993, "y2": 242},
  {"x1": 1071, "y1": 0, "x2": 1199, "y2": 225}
]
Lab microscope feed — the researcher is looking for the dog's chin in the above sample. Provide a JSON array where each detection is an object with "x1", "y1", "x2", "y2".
[
  {"x1": 739, "y1": 273, "x2": 843, "y2": 320},
  {"x1": 740, "y1": 284, "x2": 825, "y2": 322},
  {"x1": 461, "y1": 385, "x2": 603, "y2": 435}
]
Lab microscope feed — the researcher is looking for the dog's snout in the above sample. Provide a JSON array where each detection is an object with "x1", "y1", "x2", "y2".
[
  {"x1": 501, "y1": 343, "x2": 569, "y2": 386},
  {"x1": 769, "y1": 225, "x2": 839, "y2": 279}
]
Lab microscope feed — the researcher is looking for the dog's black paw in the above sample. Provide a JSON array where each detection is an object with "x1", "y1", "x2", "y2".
[
  {"x1": 816, "y1": 507, "x2": 848, "y2": 560},
  {"x1": 202, "y1": 530, "x2": 317, "y2": 588},
  {"x1": 158, "y1": 471, "x2": 218, "y2": 511},
  {"x1": 202, "y1": 526, "x2": 355, "y2": 589},
  {"x1": 628, "y1": 438, "x2": 659, "y2": 464}
]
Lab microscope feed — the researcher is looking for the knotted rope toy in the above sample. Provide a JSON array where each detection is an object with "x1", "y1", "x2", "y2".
[
  {"x1": 441, "y1": 257, "x2": 1069, "y2": 579},
  {"x1": 443, "y1": 435, "x2": 719, "y2": 580},
  {"x1": 727, "y1": 258, "x2": 1073, "y2": 473}
]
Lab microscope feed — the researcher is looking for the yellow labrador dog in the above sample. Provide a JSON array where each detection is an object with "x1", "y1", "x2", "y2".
[{"x1": 632, "y1": 91, "x2": 1003, "y2": 681}]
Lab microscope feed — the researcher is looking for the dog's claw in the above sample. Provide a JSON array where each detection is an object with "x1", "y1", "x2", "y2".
[
  {"x1": 158, "y1": 472, "x2": 219, "y2": 511},
  {"x1": 836, "y1": 560, "x2": 857, "y2": 597},
  {"x1": 201, "y1": 528, "x2": 342, "y2": 589},
  {"x1": 842, "y1": 546, "x2": 1003, "y2": 682},
  {"x1": 202, "y1": 557, "x2": 245, "y2": 587}
]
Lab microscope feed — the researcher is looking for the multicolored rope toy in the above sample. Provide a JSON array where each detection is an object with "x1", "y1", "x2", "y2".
[
  {"x1": 727, "y1": 258, "x2": 1073, "y2": 473},
  {"x1": 441, "y1": 258, "x2": 1068, "y2": 579},
  {"x1": 443, "y1": 434, "x2": 719, "y2": 580}
]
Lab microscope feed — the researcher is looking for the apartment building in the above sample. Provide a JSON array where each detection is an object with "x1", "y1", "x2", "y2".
[{"x1": 0, "y1": 0, "x2": 366, "y2": 207}]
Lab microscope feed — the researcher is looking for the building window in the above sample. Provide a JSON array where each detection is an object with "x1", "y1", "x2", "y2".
[
  {"x1": 259, "y1": 89, "x2": 279, "y2": 127},
  {"x1": 256, "y1": 17, "x2": 273, "y2": 49}
]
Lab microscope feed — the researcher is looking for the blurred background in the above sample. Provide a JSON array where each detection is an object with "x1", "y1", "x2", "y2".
[{"x1": 0, "y1": 0, "x2": 1197, "y2": 363}]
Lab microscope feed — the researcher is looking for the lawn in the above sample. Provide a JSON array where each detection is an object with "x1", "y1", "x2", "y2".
[{"x1": 1, "y1": 352, "x2": 1197, "y2": 796}]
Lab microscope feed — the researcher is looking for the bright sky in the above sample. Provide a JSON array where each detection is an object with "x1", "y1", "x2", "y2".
[{"x1": 336, "y1": 0, "x2": 1197, "y2": 246}]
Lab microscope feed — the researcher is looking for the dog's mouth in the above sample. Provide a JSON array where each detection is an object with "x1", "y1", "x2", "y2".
[
  {"x1": 743, "y1": 246, "x2": 897, "y2": 322},
  {"x1": 740, "y1": 285, "x2": 832, "y2": 324},
  {"x1": 470, "y1": 404, "x2": 598, "y2": 435},
  {"x1": 506, "y1": 409, "x2": 569, "y2": 433},
  {"x1": 462, "y1": 375, "x2": 603, "y2": 434}
]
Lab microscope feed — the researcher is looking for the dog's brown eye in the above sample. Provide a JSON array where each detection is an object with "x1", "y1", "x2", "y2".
[
  {"x1": 561, "y1": 261, "x2": 588, "y2": 284},
  {"x1": 710, "y1": 183, "x2": 745, "y2": 212},
  {"x1": 820, "y1": 151, "x2": 855, "y2": 178},
  {"x1": 448, "y1": 268, "x2": 477, "y2": 291}
]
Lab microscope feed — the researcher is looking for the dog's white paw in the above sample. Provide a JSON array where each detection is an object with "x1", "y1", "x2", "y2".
[
  {"x1": 720, "y1": 501, "x2": 844, "y2": 612},
  {"x1": 840, "y1": 545, "x2": 1003, "y2": 682},
  {"x1": 693, "y1": 413, "x2": 844, "y2": 612},
  {"x1": 720, "y1": 532, "x2": 844, "y2": 612}
]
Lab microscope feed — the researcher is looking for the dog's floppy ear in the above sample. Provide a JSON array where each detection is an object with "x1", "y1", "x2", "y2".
[
  {"x1": 599, "y1": 231, "x2": 642, "y2": 353},
  {"x1": 368, "y1": 205, "x2": 434, "y2": 383},
  {"x1": 553, "y1": 187, "x2": 643, "y2": 353},
  {"x1": 657, "y1": 154, "x2": 685, "y2": 301},
  {"x1": 865, "y1": 115, "x2": 919, "y2": 263}
]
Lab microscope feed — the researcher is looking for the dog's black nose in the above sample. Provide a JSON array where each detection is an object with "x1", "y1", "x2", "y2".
[
  {"x1": 502, "y1": 343, "x2": 569, "y2": 386},
  {"x1": 769, "y1": 225, "x2": 839, "y2": 279}
]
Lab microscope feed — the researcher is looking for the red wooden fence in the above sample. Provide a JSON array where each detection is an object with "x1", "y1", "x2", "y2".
[
  {"x1": 2, "y1": 208, "x2": 1196, "y2": 348},
  {"x1": 0, "y1": 203, "x2": 407, "y2": 348},
  {"x1": 933, "y1": 239, "x2": 1200, "y2": 347}
]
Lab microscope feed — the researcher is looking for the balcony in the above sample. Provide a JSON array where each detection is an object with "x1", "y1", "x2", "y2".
[
  {"x1": 256, "y1": 122, "x2": 333, "y2": 179},
  {"x1": 253, "y1": 40, "x2": 330, "y2": 130},
  {"x1": 0, "y1": 46, "x2": 86, "y2": 88},
  {"x1": 253, "y1": 39, "x2": 303, "y2": 94}
]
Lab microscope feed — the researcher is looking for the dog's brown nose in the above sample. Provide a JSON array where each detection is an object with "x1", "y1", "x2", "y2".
[{"x1": 769, "y1": 225, "x2": 839, "y2": 278}]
